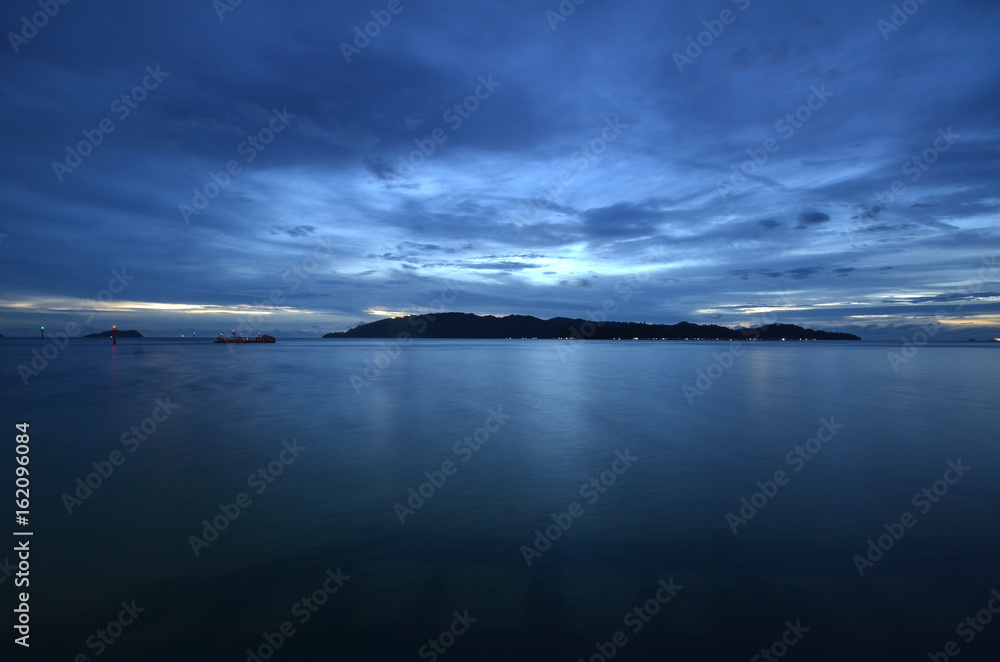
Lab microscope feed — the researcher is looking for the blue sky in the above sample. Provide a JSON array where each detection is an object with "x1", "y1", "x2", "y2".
[{"x1": 1, "y1": 0, "x2": 998, "y2": 338}]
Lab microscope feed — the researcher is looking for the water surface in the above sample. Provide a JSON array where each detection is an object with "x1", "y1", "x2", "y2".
[{"x1": 3, "y1": 338, "x2": 999, "y2": 660}]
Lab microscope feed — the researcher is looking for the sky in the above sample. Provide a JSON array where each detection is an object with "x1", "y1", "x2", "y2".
[{"x1": 1, "y1": 0, "x2": 998, "y2": 339}]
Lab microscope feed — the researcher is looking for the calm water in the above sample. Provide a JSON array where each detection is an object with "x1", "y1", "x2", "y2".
[{"x1": 2, "y1": 338, "x2": 999, "y2": 660}]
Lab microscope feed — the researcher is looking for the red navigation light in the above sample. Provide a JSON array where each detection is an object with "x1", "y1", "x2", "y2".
[{"x1": 113, "y1": 325, "x2": 116, "y2": 329}]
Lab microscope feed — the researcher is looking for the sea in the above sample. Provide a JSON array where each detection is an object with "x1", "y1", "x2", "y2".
[{"x1": 2, "y1": 337, "x2": 999, "y2": 661}]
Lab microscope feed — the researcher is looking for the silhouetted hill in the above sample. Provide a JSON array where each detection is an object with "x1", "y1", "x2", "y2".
[
  {"x1": 323, "y1": 313, "x2": 860, "y2": 340},
  {"x1": 84, "y1": 329, "x2": 143, "y2": 338}
]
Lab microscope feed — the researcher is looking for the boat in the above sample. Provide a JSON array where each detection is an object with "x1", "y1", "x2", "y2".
[{"x1": 215, "y1": 332, "x2": 276, "y2": 343}]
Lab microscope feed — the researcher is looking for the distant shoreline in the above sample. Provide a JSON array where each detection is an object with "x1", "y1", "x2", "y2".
[{"x1": 322, "y1": 313, "x2": 862, "y2": 341}]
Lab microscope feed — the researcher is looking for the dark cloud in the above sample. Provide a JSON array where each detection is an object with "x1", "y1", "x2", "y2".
[
  {"x1": 364, "y1": 157, "x2": 398, "y2": 182},
  {"x1": 468, "y1": 261, "x2": 540, "y2": 271},
  {"x1": 785, "y1": 267, "x2": 823, "y2": 280},
  {"x1": 729, "y1": 269, "x2": 784, "y2": 281},
  {"x1": 558, "y1": 278, "x2": 593, "y2": 288},
  {"x1": 270, "y1": 225, "x2": 316, "y2": 237},
  {"x1": 399, "y1": 242, "x2": 443, "y2": 252},
  {"x1": 796, "y1": 211, "x2": 831, "y2": 230},
  {"x1": 859, "y1": 223, "x2": 921, "y2": 233},
  {"x1": 580, "y1": 202, "x2": 663, "y2": 239}
]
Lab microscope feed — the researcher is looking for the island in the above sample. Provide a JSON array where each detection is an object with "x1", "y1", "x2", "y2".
[
  {"x1": 323, "y1": 313, "x2": 860, "y2": 341},
  {"x1": 84, "y1": 329, "x2": 143, "y2": 338}
]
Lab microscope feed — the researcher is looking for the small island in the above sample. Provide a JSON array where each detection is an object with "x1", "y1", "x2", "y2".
[
  {"x1": 324, "y1": 313, "x2": 860, "y2": 341},
  {"x1": 84, "y1": 329, "x2": 143, "y2": 338}
]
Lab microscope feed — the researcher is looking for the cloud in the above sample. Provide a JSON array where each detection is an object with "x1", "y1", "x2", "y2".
[
  {"x1": 364, "y1": 157, "x2": 397, "y2": 182},
  {"x1": 580, "y1": 202, "x2": 663, "y2": 239},
  {"x1": 468, "y1": 261, "x2": 540, "y2": 271},
  {"x1": 892, "y1": 291, "x2": 1000, "y2": 305},
  {"x1": 795, "y1": 211, "x2": 831, "y2": 230},
  {"x1": 785, "y1": 267, "x2": 823, "y2": 280},
  {"x1": 859, "y1": 223, "x2": 921, "y2": 233},
  {"x1": 270, "y1": 225, "x2": 316, "y2": 237},
  {"x1": 729, "y1": 269, "x2": 784, "y2": 281},
  {"x1": 1, "y1": 0, "x2": 998, "y2": 337}
]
